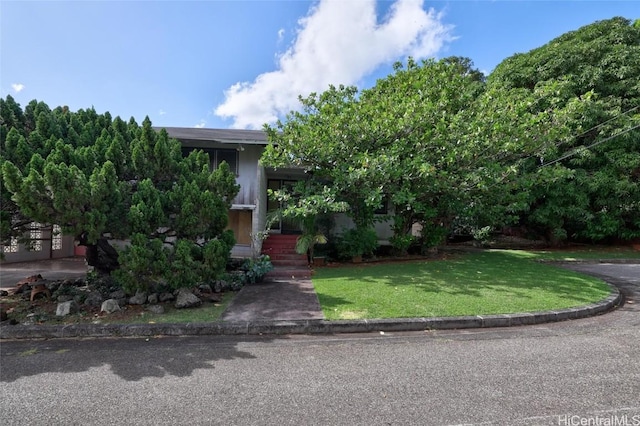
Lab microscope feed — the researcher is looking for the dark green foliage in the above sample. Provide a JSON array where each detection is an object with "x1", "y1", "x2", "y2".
[
  {"x1": 112, "y1": 234, "x2": 169, "y2": 293},
  {"x1": 263, "y1": 57, "x2": 563, "y2": 245},
  {"x1": 1, "y1": 98, "x2": 239, "y2": 289},
  {"x1": 489, "y1": 17, "x2": 640, "y2": 243},
  {"x1": 336, "y1": 227, "x2": 378, "y2": 260},
  {"x1": 264, "y1": 18, "x2": 639, "y2": 246},
  {"x1": 240, "y1": 255, "x2": 274, "y2": 284}
]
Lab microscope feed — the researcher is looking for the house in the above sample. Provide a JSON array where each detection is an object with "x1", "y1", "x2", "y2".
[
  {"x1": 1, "y1": 127, "x2": 394, "y2": 264},
  {"x1": 164, "y1": 127, "x2": 395, "y2": 259},
  {"x1": 163, "y1": 127, "x2": 310, "y2": 258}
]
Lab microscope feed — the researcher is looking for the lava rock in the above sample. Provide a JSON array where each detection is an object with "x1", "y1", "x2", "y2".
[
  {"x1": 128, "y1": 291, "x2": 148, "y2": 305},
  {"x1": 84, "y1": 291, "x2": 104, "y2": 307},
  {"x1": 198, "y1": 284, "x2": 212, "y2": 293},
  {"x1": 100, "y1": 299, "x2": 121, "y2": 314},
  {"x1": 159, "y1": 292, "x2": 175, "y2": 302},
  {"x1": 56, "y1": 301, "x2": 79, "y2": 317},
  {"x1": 57, "y1": 294, "x2": 74, "y2": 303},
  {"x1": 174, "y1": 288, "x2": 202, "y2": 309},
  {"x1": 109, "y1": 290, "x2": 126, "y2": 300}
]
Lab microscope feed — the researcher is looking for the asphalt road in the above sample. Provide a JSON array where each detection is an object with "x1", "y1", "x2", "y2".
[{"x1": 1, "y1": 263, "x2": 639, "y2": 426}]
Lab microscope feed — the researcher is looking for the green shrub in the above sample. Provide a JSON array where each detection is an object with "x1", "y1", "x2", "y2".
[
  {"x1": 472, "y1": 226, "x2": 493, "y2": 247},
  {"x1": 241, "y1": 255, "x2": 274, "y2": 284},
  {"x1": 336, "y1": 227, "x2": 378, "y2": 259},
  {"x1": 115, "y1": 231, "x2": 235, "y2": 294},
  {"x1": 389, "y1": 234, "x2": 415, "y2": 256}
]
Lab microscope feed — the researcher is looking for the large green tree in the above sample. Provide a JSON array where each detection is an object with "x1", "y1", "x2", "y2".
[
  {"x1": 262, "y1": 57, "x2": 567, "y2": 251},
  {"x1": 487, "y1": 17, "x2": 640, "y2": 243},
  {"x1": 0, "y1": 96, "x2": 32, "y2": 252},
  {"x1": 1, "y1": 98, "x2": 238, "y2": 290}
]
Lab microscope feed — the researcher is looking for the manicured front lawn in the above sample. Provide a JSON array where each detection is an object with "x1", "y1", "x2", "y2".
[{"x1": 313, "y1": 250, "x2": 617, "y2": 320}]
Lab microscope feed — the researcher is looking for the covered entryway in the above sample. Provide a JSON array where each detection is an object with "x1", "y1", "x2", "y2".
[{"x1": 267, "y1": 179, "x2": 302, "y2": 234}]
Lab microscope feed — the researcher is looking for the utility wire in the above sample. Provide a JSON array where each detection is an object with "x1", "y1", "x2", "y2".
[
  {"x1": 518, "y1": 104, "x2": 639, "y2": 165},
  {"x1": 541, "y1": 122, "x2": 640, "y2": 167},
  {"x1": 462, "y1": 105, "x2": 640, "y2": 171},
  {"x1": 475, "y1": 107, "x2": 640, "y2": 192},
  {"x1": 558, "y1": 105, "x2": 639, "y2": 146}
]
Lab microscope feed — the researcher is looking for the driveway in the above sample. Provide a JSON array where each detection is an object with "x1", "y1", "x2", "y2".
[
  {"x1": 0, "y1": 258, "x2": 88, "y2": 290},
  {"x1": 559, "y1": 262, "x2": 639, "y2": 284}
]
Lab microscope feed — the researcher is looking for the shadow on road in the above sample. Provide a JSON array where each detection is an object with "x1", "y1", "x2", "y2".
[{"x1": 0, "y1": 335, "x2": 271, "y2": 382}]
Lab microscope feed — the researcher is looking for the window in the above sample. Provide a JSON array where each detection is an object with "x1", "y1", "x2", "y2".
[
  {"x1": 30, "y1": 222, "x2": 42, "y2": 251},
  {"x1": 374, "y1": 198, "x2": 389, "y2": 215},
  {"x1": 52, "y1": 225, "x2": 62, "y2": 250},
  {"x1": 181, "y1": 147, "x2": 238, "y2": 175},
  {"x1": 215, "y1": 149, "x2": 238, "y2": 174},
  {"x1": 3, "y1": 237, "x2": 18, "y2": 253}
]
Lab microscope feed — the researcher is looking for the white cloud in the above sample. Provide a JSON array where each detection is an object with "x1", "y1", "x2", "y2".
[
  {"x1": 277, "y1": 28, "x2": 285, "y2": 43},
  {"x1": 11, "y1": 83, "x2": 25, "y2": 93},
  {"x1": 159, "y1": 109, "x2": 167, "y2": 116},
  {"x1": 194, "y1": 120, "x2": 206, "y2": 128},
  {"x1": 215, "y1": 0, "x2": 454, "y2": 129}
]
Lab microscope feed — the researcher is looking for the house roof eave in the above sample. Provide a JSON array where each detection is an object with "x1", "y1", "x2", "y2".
[{"x1": 156, "y1": 127, "x2": 270, "y2": 145}]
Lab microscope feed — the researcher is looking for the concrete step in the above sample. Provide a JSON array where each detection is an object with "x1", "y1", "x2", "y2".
[
  {"x1": 270, "y1": 259, "x2": 310, "y2": 267},
  {"x1": 265, "y1": 267, "x2": 311, "y2": 280},
  {"x1": 262, "y1": 248, "x2": 301, "y2": 255},
  {"x1": 263, "y1": 242, "x2": 298, "y2": 249},
  {"x1": 264, "y1": 253, "x2": 307, "y2": 261}
]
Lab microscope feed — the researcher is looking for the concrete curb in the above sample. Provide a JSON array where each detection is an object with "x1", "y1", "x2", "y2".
[{"x1": 0, "y1": 282, "x2": 622, "y2": 340}]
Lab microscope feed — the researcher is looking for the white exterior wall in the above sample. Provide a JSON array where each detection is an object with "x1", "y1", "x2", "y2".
[
  {"x1": 332, "y1": 213, "x2": 394, "y2": 245},
  {"x1": 230, "y1": 145, "x2": 265, "y2": 258},
  {"x1": 253, "y1": 163, "x2": 268, "y2": 257},
  {"x1": 1, "y1": 227, "x2": 75, "y2": 263},
  {"x1": 233, "y1": 145, "x2": 264, "y2": 206}
]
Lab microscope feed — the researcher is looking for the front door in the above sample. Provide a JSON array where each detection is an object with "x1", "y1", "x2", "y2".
[{"x1": 267, "y1": 179, "x2": 301, "y2": 234}]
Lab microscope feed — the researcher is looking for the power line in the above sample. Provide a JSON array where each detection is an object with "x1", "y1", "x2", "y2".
[
  {"x1": 464, "y1": 105, "x2": 640, "y2": 171},
  {"x1": 541, "y1": 122, "x2": 640, "y2": 167},
  {"x1": 563, "y1": 105, "x2": 639, "y2": 145}
]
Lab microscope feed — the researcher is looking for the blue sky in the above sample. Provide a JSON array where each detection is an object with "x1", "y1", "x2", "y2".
[{"x1": 1, "y1": 1, "x2": 638, "y2": 130}]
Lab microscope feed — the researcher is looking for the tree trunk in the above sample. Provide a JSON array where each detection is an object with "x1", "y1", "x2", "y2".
[{"x1": 78, "y1": 234, "x2": 119, "y2": 275}]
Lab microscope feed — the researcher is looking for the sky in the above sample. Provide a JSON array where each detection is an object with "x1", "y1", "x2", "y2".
[{"x1": 1, "y1": 1, "x2": 638, "y2": 130}]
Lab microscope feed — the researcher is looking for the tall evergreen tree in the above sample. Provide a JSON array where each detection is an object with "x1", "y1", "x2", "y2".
[{"x1": 1, "y1": 98, "x2": 238, "y2": 290}]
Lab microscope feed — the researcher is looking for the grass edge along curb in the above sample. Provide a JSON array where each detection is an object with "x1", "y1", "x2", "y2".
[{"x1": 0, "y1": 281, "x2": 622, "y2": 339}]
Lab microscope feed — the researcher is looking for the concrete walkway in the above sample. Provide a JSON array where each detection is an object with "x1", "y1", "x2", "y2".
[{"x1": 221, "y1": 279, "x2": 324, "y2": 321}]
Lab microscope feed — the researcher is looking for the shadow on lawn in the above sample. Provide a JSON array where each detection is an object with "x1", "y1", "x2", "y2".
[{"x1": 316, "y1": 250, "x2": 610, "y2": 307}]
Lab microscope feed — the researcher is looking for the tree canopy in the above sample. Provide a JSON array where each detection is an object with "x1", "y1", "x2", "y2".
[
  {"x1": 488, "y1": 16, "x2": 640, "y2": 242},
  {"x1": 263, "y1": 17, "x2": 640, "y2": 248},
  {"x1": 1, "y1": 96, "x2": 239, "y2": 290},
  {"x1": 262, "y1": 56, "x2": 569, "y2": 250}
]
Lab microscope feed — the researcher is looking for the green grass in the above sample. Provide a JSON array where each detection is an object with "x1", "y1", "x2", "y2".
[
  {"x1": 313, "y1": 250, "x2": 616, "y2": 320},
  {"x1": 527, "y1": 247, "x2": 640, "y2": 261}
]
